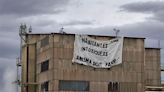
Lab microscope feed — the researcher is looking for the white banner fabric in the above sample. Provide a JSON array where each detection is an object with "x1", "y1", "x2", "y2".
[{"x1": 72, "y1": 35, "x2": 124, "y2": 68}]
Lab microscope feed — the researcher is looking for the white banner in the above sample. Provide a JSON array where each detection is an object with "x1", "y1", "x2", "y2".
[{"x1": 72, "y1": 35, "x2": 124, "y2": 68}]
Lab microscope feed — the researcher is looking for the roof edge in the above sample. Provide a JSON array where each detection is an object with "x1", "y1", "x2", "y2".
[
  {"x1": 26, "y1": 32, "x2": 145, "y2": 39},
  {"x1": 145, "y1": 47, "x2": 161, "y2": 49}
]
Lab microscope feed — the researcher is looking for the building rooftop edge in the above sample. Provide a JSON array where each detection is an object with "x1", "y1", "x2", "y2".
[
  {"x1": 26, "y1": 32, "x2": 145, "y2": 39},
  {"x1": 145, "y1": 47, "x2": 161, "y2": 49}
]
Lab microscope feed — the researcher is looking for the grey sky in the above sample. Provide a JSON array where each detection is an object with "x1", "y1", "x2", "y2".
[
  {"x1": 0, "y1": 0, "x2": 164, "y2": 92},
  {"x1": 0, "y1": 0, "x2": 69, "y2": 16},
  {"x1": 120, "y1": 1, "x2": 164, "y2": 22}
]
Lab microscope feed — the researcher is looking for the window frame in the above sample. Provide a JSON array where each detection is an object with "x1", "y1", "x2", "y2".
[
  {"x1": 41, "y1": 81, "x2": 49, "y2": 92},
  {"x1": 108, "y1": 82, "x2": 119, "y2": 92},
  {"x1": 41, "y1": 60, "x2": 49, "y2": 72},
  {"x1": 59, "y1": 80, "x2": 89, "y2": 91}
]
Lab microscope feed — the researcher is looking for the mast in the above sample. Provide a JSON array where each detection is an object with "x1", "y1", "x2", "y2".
[{"x1": 18, "y1": 24, "x2": 27, "y2": 92}]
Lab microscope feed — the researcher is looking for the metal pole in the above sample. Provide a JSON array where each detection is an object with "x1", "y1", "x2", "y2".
[
  {"x1": 19, "y1": 24, "x2": 27, "y2": 92},
  {"x1": 113, "y1": 28, "x2": 120, "y2": 37},
  {"x1": 16, "y1": 58, "x2": 19, "y2": 92},
  {"x1": 16, "y1": 57, "x2": 21, "y2": 92}
]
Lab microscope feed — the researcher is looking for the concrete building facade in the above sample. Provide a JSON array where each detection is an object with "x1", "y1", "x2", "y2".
[{"x1": 21, "y1": 33, "x2": 161, "y2": 92}]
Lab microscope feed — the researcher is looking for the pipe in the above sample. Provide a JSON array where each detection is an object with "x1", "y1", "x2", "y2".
[{"x1": 26, "y1": 34, "x2": 29, "y2": 92}]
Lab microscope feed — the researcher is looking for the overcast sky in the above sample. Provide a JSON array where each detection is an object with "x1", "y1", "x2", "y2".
[{"x1": 0, "y1": 0, "x2": 164, "y2": 92}]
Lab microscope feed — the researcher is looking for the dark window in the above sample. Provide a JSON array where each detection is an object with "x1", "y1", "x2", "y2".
[
  {"x1": 41, "y1": 36, "x2": 49, "y2": 47},
  {"x1": 41, "y1": 60, "x2": 49, "y2": 72},
  {"x1": 108, "y1": 82, "x2": 119, "y2": 92},
  {"x1": 59, "y1": 80, "x2": 89, "y2": 91},
  {"x1": 41, "y1": 81, "x2": 49, "y2": 92}
]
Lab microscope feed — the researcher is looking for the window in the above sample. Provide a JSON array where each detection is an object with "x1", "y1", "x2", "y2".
[
  {"x1": 108, "y1": 82, "x2": 119, "y2": 92},
  {"x1": 59, "y1": 80, "x2": 89, "y2": 91},
  {"x1": 41, "y1": 60, "x2": 49, "y2": 72},
  {"x1": 41, "y1": 81, "x2": 49, "y2": 92},
  {"x1": 41, "y1": 36, "x2": 49, "y2": 47}
]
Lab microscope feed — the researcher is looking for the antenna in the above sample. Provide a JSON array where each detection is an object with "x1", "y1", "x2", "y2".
[
  {"x1": 19, "y1": 24, "x2": 27, "y2": 35},
  {"x1": 19, "y1": 24, "x2": 27, "y2": 43},
  {"x1": 59, "y1": 27, "x2": 66, "y2": 34},
  {"x1": 113, "y1": 28, "x2": 120, "y2": 37},
  {"x1": 13, "y1": 58, "x2": 21, "y2": 92},
  {"x1": 28, "y1": 26, "x2": 32, "y2": 33}
]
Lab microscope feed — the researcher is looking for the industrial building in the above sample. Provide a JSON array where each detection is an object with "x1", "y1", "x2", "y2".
[{"x1": 20, "y1": 26, "x2": 161, "y2": 92}]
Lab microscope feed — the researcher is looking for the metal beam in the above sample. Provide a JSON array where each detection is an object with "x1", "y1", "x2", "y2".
[{"x1": 161, "y1": 68, "x2": 164, "y2": 71}]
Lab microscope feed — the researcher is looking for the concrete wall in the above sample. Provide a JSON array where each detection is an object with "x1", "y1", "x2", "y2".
[
  {"x1": 21, "y1": 34, "x2": 40, "y2": 92},
  {"x1": 145, "y1": 48, "x2": 161, "y2": 86},
  {"x1": 35, "y1": 34, "x2": 145, "y2": 92}
]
